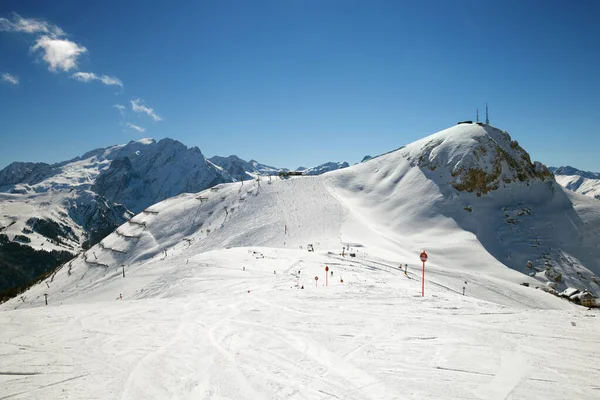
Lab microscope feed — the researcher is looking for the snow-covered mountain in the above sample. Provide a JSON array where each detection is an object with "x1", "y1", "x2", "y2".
[
  {"x1": 90, "y1": 138, "x2": 230, "y2": 213},
  {"x1": 207, "y1": 155, "x2": 281, "y2": 181},
  {"x1": 3, "y1": 122, "x2": 600, "y2": 399},
  {"x1": 0, "y1": 138, "x2": 235, "y2": 296},
  {"x1": 300, "y1": 161, "x2": 350, "y2": 175},
  {"x1": 0, "y1": 137, "x2": 356, "y2": 297},
  {"x1": 550, "y1": 166, "x2": 600, "y2": 200},
  {"x1": 208, "y1": 155, "x2": 350, "y2": 178},
  {"x1": 8, "y1": 122, "x2": 600, "y2": 304},
  {"x1": 0, "y1": 138, "x2": 232, "y2": 248}
]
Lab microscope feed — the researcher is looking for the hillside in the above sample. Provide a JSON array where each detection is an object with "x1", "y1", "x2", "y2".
[
  {"x1": 0, "y1": 138, "x2": 354, "y2": 298},
  {"x1": 550, "y1": 166, "x2": 600, "y2": 200},
  {"x1": 6, "y1": 123, "x2": 600, "y2": 307},
  {"x1": 0, "y1": 138, "x2": 234, "y2": 296},
  {"x1": 2, "y1": 123, "x2": 600, "y2": 399}
]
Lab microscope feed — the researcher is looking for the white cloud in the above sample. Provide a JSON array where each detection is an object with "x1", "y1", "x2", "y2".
[
  {"x1": 113, "y1": 104, "x2": 126, "y2": 116},
  {"x1": 1, "y1": 73, "x2": 19, "y2": 85},
  {"x1": 131, "y1": 98, "x2": 162, "y2": 122},
  {"x1": 127, "y1": 122, "x2": 145, "y2": 133},
  {"x1": 0, "y1": 13, "x2": 64, "y2": 38},
  {"x1": 71, "y1": 71, "x2": 96, "y2": 82},
  {"x1": 31, "y1": 36, "x2": 87, "y2": 72},
  {"x1": 72, "y1": 72, "x2": 123, "y2": 88},
  {"x1": 100, "y1": 75, "x2": 122, "y2": 87},
  {"x1": 2, "y1": 14, "x2": 87, "y2": 74}
]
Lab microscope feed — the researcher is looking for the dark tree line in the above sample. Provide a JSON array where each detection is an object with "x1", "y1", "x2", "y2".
[{"x1": 0, "y1": 234, "x2": 73, "y2": 303}]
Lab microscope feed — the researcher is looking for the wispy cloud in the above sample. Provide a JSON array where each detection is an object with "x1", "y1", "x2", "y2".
[
  {"x1": 131, "y1": 98, "x2": 162, "y2": 122},
  {"x1": 1, "y1": 13, "x2": 86, "y2": 73},
  {"x1": 31, "y1": 36, "x2": 87, "y2": 72},
  {"x1": 72, "y1": 72, "x2": 123, "y2": 88},
  {"x1": 127, "y1": 122, "x2": 145, "y2": 133},
  {"x1": 1, "y1": 73, "x2": 19, "y2": 85},
  {"x1": 113, "y1": 104, "x2": 126, "y2": 116},
  {"x1": 0, "y1": 13, "x2": 64, "y2": 38}
]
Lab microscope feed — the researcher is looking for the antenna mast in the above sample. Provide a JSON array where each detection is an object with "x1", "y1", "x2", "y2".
[
  {"x1": 485, "y1": 103, "x2": 489, "y2": 124},
  {"x1": 476, "y1": 108, "x2": 479, "y2": 123}
]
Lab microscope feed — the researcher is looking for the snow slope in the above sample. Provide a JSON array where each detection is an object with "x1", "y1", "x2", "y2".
[
  {"x1": 550, "y1": 166, "x2": 600, "y2": 200},
  {"x1": 2, "y1": 123, "x2": 600, "y2": 399},
  {"x1": 0, "y1": 138, "x2": 237, "y2": 294}
]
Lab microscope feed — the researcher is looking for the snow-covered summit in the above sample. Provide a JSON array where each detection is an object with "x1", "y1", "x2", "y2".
[
  {"x1": 401, "y1": 123, "x2": 553, "y2": 197},
  {"x1": 91, "y1": 138, "x2": 228, "y2": 213}
]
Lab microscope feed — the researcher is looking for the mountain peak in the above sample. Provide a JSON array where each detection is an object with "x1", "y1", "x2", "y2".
[
  {"x1": 128, "y1": 138, "x2": 156, "y2": 146},
  {"x1": 550, "y1": 166, "x2": 600, "y2": 180},
  {"x1": 550, "y1": 165, "x2": 600, "y2": 200},
  {"x1": 403, "y1": 123, "x2": 553, "y2": 196}
]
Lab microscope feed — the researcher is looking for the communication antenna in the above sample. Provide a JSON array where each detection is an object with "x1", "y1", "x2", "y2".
[
  {"x1": 476, "y1": 108, "x2": 479, "y2": 123},
  {"x1": 485, "y1": 103, "x2": 490, "y2": 124}
]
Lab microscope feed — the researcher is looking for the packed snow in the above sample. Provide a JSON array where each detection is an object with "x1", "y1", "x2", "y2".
[{"x1": 2, "y1": 124, "x2": 600, "y2": 399}]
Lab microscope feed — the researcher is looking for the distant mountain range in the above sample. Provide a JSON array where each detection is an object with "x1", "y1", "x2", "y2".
[
  {"x1": 0, "y1": 139, "x2": 348, "y2": 297},
  {"x1": 549, "y1": 166, "x2": 600, "y2": 200}
]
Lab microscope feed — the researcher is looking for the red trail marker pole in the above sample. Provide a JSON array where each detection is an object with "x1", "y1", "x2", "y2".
[
  {"x1": 420, "y1": 251, "x2": 428, "y2": 297},
  {"x1": 325, "y1": 266, "x2": 329, "y2": 286},
  {"x1": 315, "y1": 276, "x2": 318, "y2": 288}
]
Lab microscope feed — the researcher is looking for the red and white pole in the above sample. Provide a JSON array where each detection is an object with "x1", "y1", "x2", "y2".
[
  {"x1": 422, "y1": 261, "x2": 425, "y2": 296},
  {"x1": 325, "y1": 266, "x2": 329, "y2": 287},
  {"x1": 420, "y1": 251, "x2": 428, "y2": 297}
]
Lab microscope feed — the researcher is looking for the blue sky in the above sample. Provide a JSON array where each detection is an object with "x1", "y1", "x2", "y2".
[{"x1": 1, "y1": 0, "x2": 599, "y2": 171}]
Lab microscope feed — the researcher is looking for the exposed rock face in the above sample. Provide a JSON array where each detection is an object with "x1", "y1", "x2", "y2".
[
  {"x1": 65, "y1": 191, "x2": 133, "y2": 249},
  {"x1": 207, "y1": 155, "x2": 255, "y2": 181},
  {"x1": 0, "y1": 162, "x2": 54, "y2": 187},
  {"x1": 407, "y1": 124, "x2": 553, "y2": 197},
  {"x1": 92, "y1": 157, "x2": 133, "y2": 205},
  {"x1": 89, "y1": 139, "x2": 229, "y2": 213},
  {"x1": 208, "y1": 155, "x2": 282, "y2": 180}
]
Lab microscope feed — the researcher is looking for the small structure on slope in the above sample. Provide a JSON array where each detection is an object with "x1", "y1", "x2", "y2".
[{"x1": 578, "y1": 292, "x2": 597, "y2": 308}]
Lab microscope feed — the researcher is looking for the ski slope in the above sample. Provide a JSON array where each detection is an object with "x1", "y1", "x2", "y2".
[
  {"x1": 2, "y1": 123, "x2": 600, "y2": 399},
  {"x1": 1, "y1": 247, "x2": 599, "y2": 399}
]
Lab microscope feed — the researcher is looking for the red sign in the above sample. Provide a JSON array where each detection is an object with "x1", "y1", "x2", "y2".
[
  {"x1": 420, "y1": 251, "x2": 428, "y2": 262},
  {"x1": 315, "y1": 276, "x2": 318, "y2": 280},
  {"x1": 325, "y1": 266, "x2": 329, "y2": 272}
]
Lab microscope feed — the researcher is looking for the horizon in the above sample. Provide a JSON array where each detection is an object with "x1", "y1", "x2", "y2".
[
  {"x1": 1, "y1": 0, "x2": 599, "y2": 172},
  {"x1": 0, "y1": 128, "x2": 596, "y2": 173}
]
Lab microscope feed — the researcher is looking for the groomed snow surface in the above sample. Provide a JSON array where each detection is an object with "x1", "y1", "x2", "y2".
[
  {"x1": 1, "y1": 247, "x2": 599, "y2": 399},
  {"x1": 2, "y1": 124, "x2": 600, "y2": 399}
]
